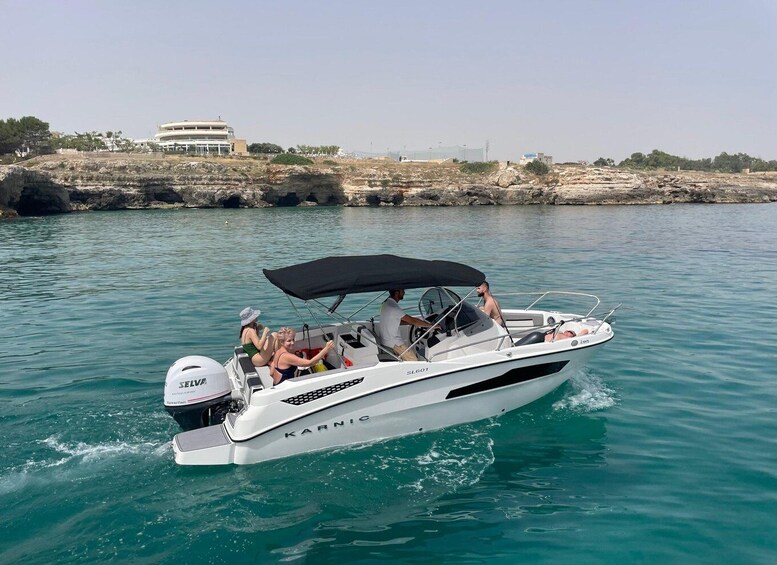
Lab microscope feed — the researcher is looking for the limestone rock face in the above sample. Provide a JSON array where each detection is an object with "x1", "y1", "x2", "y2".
[
  {"x1": 1, "y1": 155, "x2": 775, "y2": 218},
  {"x1": 495, "y1": 168, "x2": 520, "y2": 188},
  {"x1": 0, "y1": 165, "x2": 26, "y2": 210},
  {"x1": 263, "y1": 168, "x2": 345, "y2": 206},
  {"x1": 1, "y1": 165, "x2": 70, "y2": 215}
]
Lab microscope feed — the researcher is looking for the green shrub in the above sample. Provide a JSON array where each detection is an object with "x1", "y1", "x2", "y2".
[
  {"x1": 460, "y1": 161, "x2": 498, "y2": 174},
  {"x1": 271, "y1": 153, "x2": 313, "y2": 165},
  {"x1": 248, "y1": 142, "x2": 284, "y2": 154},
  {"x1": 323, "y1": 159, "x2": 337, "y2": 165},
  {"x1": 524, "y1": 160, "x2": 550, "y2": 175},
  {"x1": 0, "y1": 154, "x2": 21, "y2": 165}
]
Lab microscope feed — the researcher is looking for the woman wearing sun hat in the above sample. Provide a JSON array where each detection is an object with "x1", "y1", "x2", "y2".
[{"x1": 239, "y1": 307, "x2": 275, "y2": 367}]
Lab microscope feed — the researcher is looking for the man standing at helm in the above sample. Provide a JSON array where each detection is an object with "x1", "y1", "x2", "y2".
[
  {"x1": 378, "y1": 289, "x2": 438, "y2": 361},
  {"x1": 477, "y1": 281, "x2": 503, "y2": 325}
]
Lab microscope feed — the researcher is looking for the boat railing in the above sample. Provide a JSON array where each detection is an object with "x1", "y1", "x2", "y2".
[
  {"x1": 427, "y1": 333, "x2": 513, "y2": 361},
  {"x1": 428, "y1": 301, "x2": 619, "y2": 362},
  {"x1": 492, "y1": 291, "x2": 602, "y2": 318}
]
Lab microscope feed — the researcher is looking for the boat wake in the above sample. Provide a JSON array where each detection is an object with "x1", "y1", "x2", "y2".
[
  {"x1": 0, "y1": 436, "x2": 170, "y2": 496},
  {"x1": 208, "y1": 423, "x2": 498, "y2": 537},
  {"x1": 404, "y1": 426, "x2": 496, "y2": 494},
  {"x1": 553, "y1": 369, "x2": 616, "y2": 413},
  {"x1": 315, "y1": 421, "x2": 497, "y2": 496},
  {"x1": 40, "y1": 435, "x2": 170, "y2": 463}
]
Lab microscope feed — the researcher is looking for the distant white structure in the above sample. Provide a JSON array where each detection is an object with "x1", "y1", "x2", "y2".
[
  {"x1": 390, "y1": 145, "x2": 485, "y2": 162},
  {"x1": 152, "y1": 120, "x2": 245, "y2": 155},
  {"x1": 519, "y1": 152, "x2": 553, "y2": 166}
]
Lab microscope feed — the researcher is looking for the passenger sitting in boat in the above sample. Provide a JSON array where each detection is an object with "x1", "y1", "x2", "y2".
[
  {"x1": 239, "y1": 307, "x2": 275, "y2": 367},
  {"x1": 378, "y1": 289, "x2": 439, "y2": 361},
  {"x1": 477, "y1": 281, "x2": 503, "y2": 325},
  {"x1": 545, "y1": 327, "x2": 589, "y2": 342},
  {"x1": 271, "y1": 327, "x2": 335, "y2": 384}
]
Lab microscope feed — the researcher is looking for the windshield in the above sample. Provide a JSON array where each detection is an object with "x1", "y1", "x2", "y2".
[
  {"x1": 419, "y1": 287, "x2": 462, "y2": 318},
  {"x1": 449, "y1": 301, "x2": 482, "y2": 331}
]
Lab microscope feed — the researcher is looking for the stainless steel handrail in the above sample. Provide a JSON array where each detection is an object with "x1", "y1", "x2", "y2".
[
  {"x1": 491, "y1": 291, "x2": 601, "y2": 317},
  {"x1": 291, "y1": 290, "x2": 610, "y2": 365},
  {"x1": 428, "y1": 332, "x2": 513, "y2": 361},
  {"x1": 428, "y1": 323, "x2": 574, "y2": 361},
  {"x1": 427, "y1": 309, "x2": 613, "y2": 361},
  {"x1": 593, "y1": 303, "x2": 621, "y2": 334}
]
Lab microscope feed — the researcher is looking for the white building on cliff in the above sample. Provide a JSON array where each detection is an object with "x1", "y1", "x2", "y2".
[
  {"x1": 519, "y1": 152, "x2": 553, "y2": 166},
  {"x1": 152, "y1": 120, "x2": 247, "y2": 155}
]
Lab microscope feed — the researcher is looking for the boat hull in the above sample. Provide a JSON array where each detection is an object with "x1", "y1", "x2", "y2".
[{"x1": 173, "y1": 343, "x2": 600, "y2": 465}]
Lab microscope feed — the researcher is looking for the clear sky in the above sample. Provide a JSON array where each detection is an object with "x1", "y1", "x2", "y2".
[{"x1": 2, "y1": 0, "x2": 776, "y2": 162}]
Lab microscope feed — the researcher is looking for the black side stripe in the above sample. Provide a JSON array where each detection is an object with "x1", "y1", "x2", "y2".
[{"x1": 445, "y1": 361, "x2": 569, "y2": 400}]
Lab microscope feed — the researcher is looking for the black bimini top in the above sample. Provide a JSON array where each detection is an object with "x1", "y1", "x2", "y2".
[{"x1": 263, "y1": 255, "x2": 485, "y2": 300}]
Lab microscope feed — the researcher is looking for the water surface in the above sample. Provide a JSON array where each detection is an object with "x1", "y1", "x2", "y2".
[{"x1": 1, "y1": 204, "x2": 776, "y2": 563}]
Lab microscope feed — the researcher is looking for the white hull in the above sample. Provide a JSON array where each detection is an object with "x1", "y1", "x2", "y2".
[{"x1": 172, "y1": 331, "x2": 606, "y2": 465}]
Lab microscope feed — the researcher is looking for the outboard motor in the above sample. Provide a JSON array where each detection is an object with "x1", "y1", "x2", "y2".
[{"x1": 164, "y1": 356, "x2": 235, "y2": 431}]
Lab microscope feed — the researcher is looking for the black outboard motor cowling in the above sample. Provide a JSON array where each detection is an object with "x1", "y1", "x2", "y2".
[{"x1": 164, "y1": 356, "x2": 235, "y2": 431}]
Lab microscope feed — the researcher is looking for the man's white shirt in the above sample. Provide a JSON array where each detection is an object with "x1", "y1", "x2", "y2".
[{"x1": 378, "y1": 298, "x2": 405, "y2": 347}]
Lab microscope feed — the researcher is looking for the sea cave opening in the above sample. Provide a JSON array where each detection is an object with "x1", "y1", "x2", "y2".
[
  {"x1": 276, "y1": 193, "x2": 301, "y2": 207},
  {"x1": 222, "y1": 196, "x2": 241, "y2": 208}
]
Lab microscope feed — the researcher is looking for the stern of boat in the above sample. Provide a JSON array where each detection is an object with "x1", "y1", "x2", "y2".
[{"x1": 172, "y1": 424, "x2": 235, "y2": 465}]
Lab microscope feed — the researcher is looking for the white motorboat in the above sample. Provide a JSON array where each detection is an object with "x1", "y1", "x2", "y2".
[{"x1": 164, "y1": 255, "x2": 617, "y2": 465}]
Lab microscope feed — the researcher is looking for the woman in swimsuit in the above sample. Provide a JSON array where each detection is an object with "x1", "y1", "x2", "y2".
[
  {"x1": 270, "y1": 327, "x2": 335, "y2": 384},
  {"x1": 239, "y1": 307, "x2": 275, "y2": 367}
]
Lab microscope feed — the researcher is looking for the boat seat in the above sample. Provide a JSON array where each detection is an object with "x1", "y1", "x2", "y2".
[
  {"x1": 504, "y1": 313, "x2": 545, "y2": 333},
  {"x1": 237, "y1": 354, "x2": 274, "y2": 390},
  {"x1": 357, "y1": 324, "x2": 398, "y2": 362},
  {"x1": 231, "y1": 348, "x2": 249, "y2": 388},
  {"x1": 515, "y1": 331, "x2": 546, "y2": 346}
]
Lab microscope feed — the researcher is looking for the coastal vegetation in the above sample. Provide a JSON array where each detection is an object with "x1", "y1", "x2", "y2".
[
  {"x1": 54, "y1": 130, "x2": 138, "y2": 153},
  {"x1": 248, "y1": 142, "x2": 284, "y2": 154},
  {"x1": 595, "y1": 149, "x2": 777, "y2": 173},
  {"x1": 0, "y1": 116, "x2": 52, "y2": 158},
  {"x1": 250, "y1": 143, "x2": 341, "y2": 156},
  {"x1": 524, "y1": 160, "x2": 550, "y2": 176},
  {"x1": 460, "y1": 161, "x2": 498, "y2": 174},
  {"x1": 271, "y1": 153, "x2": 314, "y2": 165},
  {"x1": 0, "y1": 116, "x2": 143, "y2": 161},
  {"x1": 295, "y1": 145, "x2": 340, "y2": 156}
]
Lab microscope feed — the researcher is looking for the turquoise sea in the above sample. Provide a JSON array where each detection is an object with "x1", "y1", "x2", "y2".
[{"x1": 1, "y1": 204, "x2": 776, "y2": 563}]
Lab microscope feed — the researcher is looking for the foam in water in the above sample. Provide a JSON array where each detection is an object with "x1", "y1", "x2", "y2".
[
  {"x1": 552, "y1": 370, "x2": 617, "y2": 413},
  {"x1": 403, "y1": 425, "x2": 496, "y2": 493},
  {"x1": 0, "y1": 436, "x2": 170, "y2": 496},
  {"x1": 41, "y1": 435, "x2": 167, "y2": 463}
]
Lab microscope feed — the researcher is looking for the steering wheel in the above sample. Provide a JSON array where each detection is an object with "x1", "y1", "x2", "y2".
[
  {"x1": 411, "y1": 306, "x2": 454, "y2": 344},
  {"x1": 411, "y1": 324, "x2": 429, "y2": 344}
]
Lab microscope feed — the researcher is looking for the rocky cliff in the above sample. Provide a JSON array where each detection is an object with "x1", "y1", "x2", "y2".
[{"x1": 1, "y1": 153, "x2": 776, "y2": 217}]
